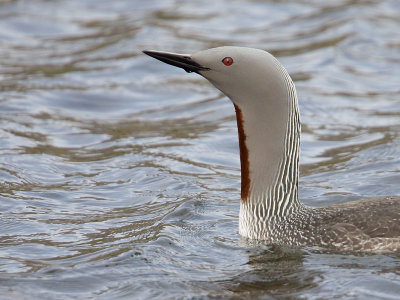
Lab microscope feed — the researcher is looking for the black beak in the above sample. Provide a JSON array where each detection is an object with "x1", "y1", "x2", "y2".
[{"x1": 143, "y1": 50, "x2": 210, "y2": 73}]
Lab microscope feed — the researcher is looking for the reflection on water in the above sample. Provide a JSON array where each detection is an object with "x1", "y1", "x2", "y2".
[
  {"x1": 227, "y1": 247, "x2": 313, "y2": 297},
  {"x1": 1, "y1": 0, "x2": 400, "y2": 298}
]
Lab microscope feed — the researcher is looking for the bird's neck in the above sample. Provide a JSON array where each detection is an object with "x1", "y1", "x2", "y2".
[{"x1": 233, "y1": 66, "x2": 302, "y2": 224}]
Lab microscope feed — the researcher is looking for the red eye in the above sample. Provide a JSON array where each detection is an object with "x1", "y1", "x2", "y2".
[{"x1": 222, "y1": 57, "x2": 233, "y2": 66}]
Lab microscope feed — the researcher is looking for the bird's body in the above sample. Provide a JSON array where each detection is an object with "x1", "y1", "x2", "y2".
[
  {"x1": 143, "y1": 46, "x2": 400, "y2": 254},
  {"x1": 241, "y1": 197, "x2": 400, "y2": 253}
]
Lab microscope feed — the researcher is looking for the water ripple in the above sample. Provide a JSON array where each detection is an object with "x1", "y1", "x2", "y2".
[{"x1": 0, "y1": 0, "x2": 400, "y2": 299}]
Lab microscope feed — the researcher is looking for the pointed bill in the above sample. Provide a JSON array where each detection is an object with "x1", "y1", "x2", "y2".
[{"x1": 143, "y1": 50, "x2": 210, "y2": 73}]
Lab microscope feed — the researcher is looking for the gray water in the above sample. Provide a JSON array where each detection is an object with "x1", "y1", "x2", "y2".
[{"x1": 1, "y1": 0, "x2": 400, "y2": 299}]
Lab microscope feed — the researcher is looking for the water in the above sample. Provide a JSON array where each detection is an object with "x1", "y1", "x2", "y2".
[{"x1": 0, "y1": 0, "x2": 400, "y2": 298}]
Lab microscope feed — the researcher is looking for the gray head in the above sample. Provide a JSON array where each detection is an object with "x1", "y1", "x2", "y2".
[{"x1": 144, "y1": 46, "x2": 291, "y2": 109}]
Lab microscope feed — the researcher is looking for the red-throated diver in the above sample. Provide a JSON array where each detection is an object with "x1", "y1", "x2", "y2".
[{"x1": 143, "y1": 47, "x2": 400, "y2": 254}]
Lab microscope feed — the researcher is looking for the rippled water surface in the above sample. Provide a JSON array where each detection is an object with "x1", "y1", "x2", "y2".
[{"x1": 1, "y1": 0, "x2": 400, "y2": 299}]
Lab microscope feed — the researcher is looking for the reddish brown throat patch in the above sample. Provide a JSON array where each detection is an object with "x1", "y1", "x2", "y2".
[{"x1": 234, "y1": 104, "x2": 250, "y2": 202}]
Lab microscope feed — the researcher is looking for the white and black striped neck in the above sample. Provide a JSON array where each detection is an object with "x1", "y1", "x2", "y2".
[
  {"x1": 235, "y1": 56, "x2": 302, "y2": 209},
  {"x1": 231, "y1": 56, "x2": 305, "y2": 239}
]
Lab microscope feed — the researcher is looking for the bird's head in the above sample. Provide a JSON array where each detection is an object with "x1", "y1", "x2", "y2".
[{"x1": 143, "y1": 46, "x2": 289, "y2": 108}]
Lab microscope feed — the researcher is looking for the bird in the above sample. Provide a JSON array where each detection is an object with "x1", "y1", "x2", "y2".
[{"x1": 143, "y1": 46, "x2": 400, "y2": 254}]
